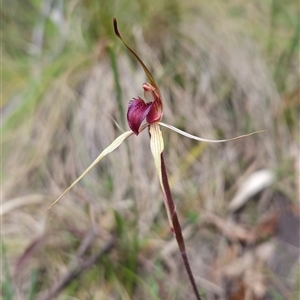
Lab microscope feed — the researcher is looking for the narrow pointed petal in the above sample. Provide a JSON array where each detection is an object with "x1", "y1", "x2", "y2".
[
  {"x1": 159, "y1": 122, "x2": 266, "y2": 143},
  {"x1": 127, "y1": 97, "x2": 153, "y2": 135},
  {"x1": 113, "y1": 18, "x2": 157, "y2": 88},
  {"x1": 149, "y1": 124, "x2": 173, "y2": 229},
  {"x1": 45, "y1": 130, "x2": 134, "y2": 212}
]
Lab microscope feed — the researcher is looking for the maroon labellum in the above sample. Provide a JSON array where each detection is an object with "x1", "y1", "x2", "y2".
[
  {"x1": 127, "y1": 97, "x2": 153, "y2": 135},
  {"x1": 127, "y1": 83, "x2": 163, "y2": 135}
]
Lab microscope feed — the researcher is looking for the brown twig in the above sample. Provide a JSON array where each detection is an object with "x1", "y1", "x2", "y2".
[
  {"x1": 161, "y1": 153, "x2": 202, "y2": 300},
  {"x1": 37, "y1": 236, "x2": 116, "y2": 300}
]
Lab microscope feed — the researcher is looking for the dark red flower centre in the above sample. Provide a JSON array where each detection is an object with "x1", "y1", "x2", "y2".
[{"x1": 127, "y1": 83, "x2": 163, "y2": 135}]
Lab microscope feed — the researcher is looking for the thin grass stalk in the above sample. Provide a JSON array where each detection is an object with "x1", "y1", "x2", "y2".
[
  {"x1": 109, "y1": 45, "x2": 141, "y2": 273},
  {"x1": 2, "y1": 240, "x2": 14, "y2": 300},
  {"x1": 160, "y1": 153, "x2": 202, "y2": 300},
  {"x1": 108, "y1": 45, "x2": 126, "y2": 127},
  {"x1": 28, "y1": 269, "x2": 38, "y2": 300}
]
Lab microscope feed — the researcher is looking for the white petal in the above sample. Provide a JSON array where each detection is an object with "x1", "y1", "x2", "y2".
[
  {"x1": 149, "y1": 124, "x2": 173, "y2": 228},
  {"x1": 149, "y1": 123, "x2": 164, "y2": 182},
  {"x1": 159, "y1": 122, "x2": 266, "y2": 143},
  {"x1": 45, "y1": 130, "x2": 134, "y2": 212}
]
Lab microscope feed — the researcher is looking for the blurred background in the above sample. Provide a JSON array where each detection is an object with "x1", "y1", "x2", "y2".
[{"x1": 2, "y1": 1, "x2": 299, "y2": 299}]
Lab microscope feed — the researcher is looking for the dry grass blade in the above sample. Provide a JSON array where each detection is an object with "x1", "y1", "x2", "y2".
[
  {"x1": 1, "y1": 195, "x2": 47, "y2": 216},
  {"x1": 37, "y1": 237, "x2": 116, "y2": 300},
  {"x1": 228, "y1": 169, "x2": 275, "y2": 212}
]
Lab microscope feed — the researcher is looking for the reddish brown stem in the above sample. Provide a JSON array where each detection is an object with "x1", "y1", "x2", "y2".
[{"x1": 160, "y1": 153, "x2": 202, "y2": 300}]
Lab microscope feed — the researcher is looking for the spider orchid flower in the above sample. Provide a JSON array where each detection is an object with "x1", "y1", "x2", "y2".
[
  {"x1": 45, "y1": 18, "x2": 263, "y2": 218},
  {"x1": 45, "y1": 18, "x2": 264, "y2": 300}
]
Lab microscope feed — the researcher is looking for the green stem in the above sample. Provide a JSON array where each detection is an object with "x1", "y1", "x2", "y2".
[
  {"x1": 108, "y1": 45, "x2": 125, "y2": 127},
  {"x1": 160, "y1": 153, "x2": 202, "y2": 300}
]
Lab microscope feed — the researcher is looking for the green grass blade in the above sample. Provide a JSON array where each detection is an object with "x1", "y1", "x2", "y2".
[{"x1": 1, "y1": 239, "x2": 14, "y2": 300}]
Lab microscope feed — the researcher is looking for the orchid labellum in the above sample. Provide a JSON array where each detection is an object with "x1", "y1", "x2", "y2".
[{"x1": 46, "y1": 18, "x2": 265, "y2": 300}]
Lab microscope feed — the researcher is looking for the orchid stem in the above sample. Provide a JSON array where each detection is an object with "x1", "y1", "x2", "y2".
[{"x1": 160, "y1": 153, "x2": 202, "y2": 300}]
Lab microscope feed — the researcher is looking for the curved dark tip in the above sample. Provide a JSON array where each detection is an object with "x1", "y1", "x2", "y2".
[
  {"x1": 112, "y1": 17, "x2": 157, "y2": 87},
  {"x1": 113, "y1": 17, "x2": 120, "y2": 38}
]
